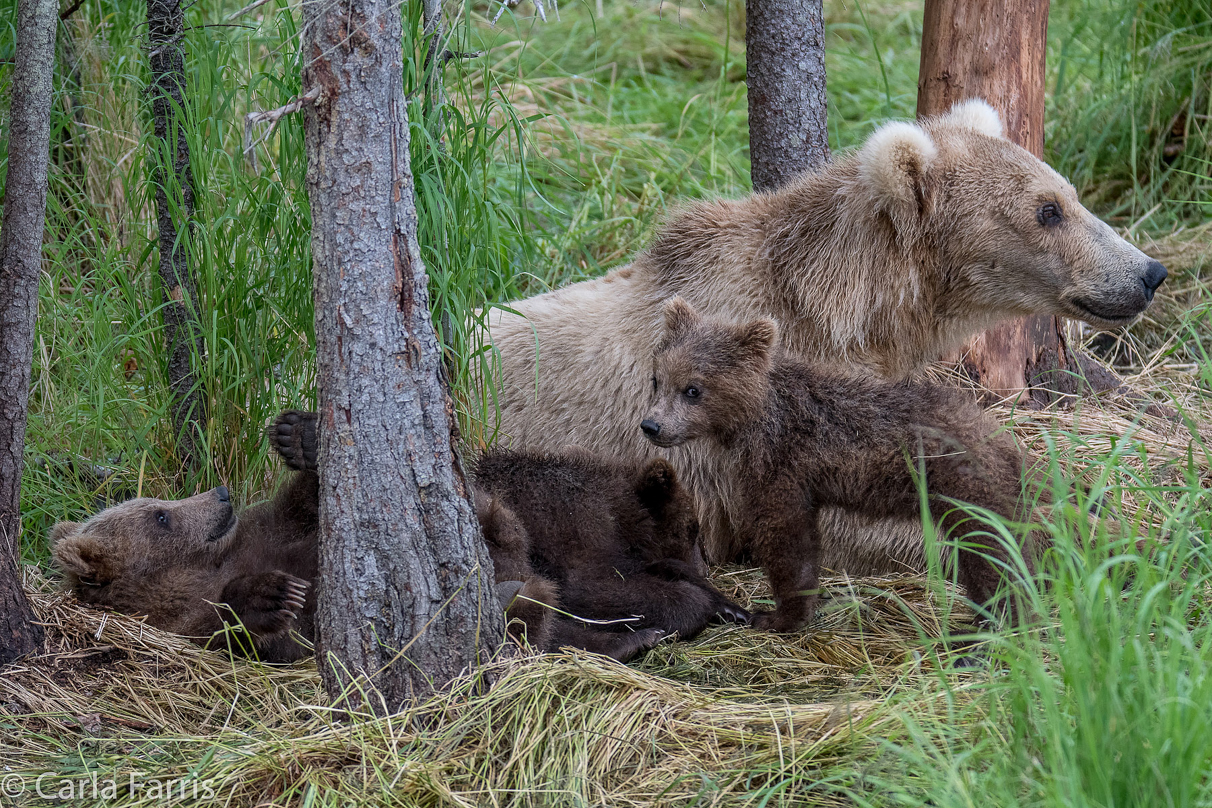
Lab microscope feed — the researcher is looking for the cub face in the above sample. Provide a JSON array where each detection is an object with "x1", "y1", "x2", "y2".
[
  {"x1": 51, "y1": 487, "x2": 237, "y2": 607},
  {"x1": 643, "y1": 297, "x2": 778, "y2": 449}
]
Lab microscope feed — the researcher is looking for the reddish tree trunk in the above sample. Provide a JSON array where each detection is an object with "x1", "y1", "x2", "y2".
[{"x1": 917, "y1": 0, "x2": 1116, "y2": 403}]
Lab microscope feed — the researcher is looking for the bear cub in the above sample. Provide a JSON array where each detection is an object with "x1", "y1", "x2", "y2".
[
  {"x1": 474, "y1": 447, "x2": 750, "y2": 660},
  {"x1": 275, "y1": 410, "x2": 749, "y2": 662},
  {"x1": 52, "y1": 444, "x2": 319, "y2": 663},
  {"x1": 643, "y1": 297, "x2": 1041, "y2": 633}
]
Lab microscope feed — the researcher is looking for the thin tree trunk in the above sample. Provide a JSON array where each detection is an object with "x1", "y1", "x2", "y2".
[
  {"x1": 301, "y1": 0, "x2": 504, "y2": 713},
  {"x1": 745, "y1": 0, "x2": 829, "y2": 192},
  {"x1": 0, "y1": 0, "x2": 57, "y2": 664},
  {"x1": 421, "y1": 0, "x2": 445, "y2": 111},
  {"x1": 918, "y1": 0, "x2": 1117, "y2": 403},
  {"x1": 147, "y1": 0, "x2": 207, "y2": 466}
]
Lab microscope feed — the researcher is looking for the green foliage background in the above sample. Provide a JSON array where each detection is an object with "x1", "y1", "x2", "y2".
[{"x1": 1, "y1": 2, "x2": 1211, "y2": 804}]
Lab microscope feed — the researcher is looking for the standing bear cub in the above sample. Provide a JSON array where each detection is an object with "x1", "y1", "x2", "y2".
[{"x1": 644, "y1": 298, "x2": 1042, "y2": 632}]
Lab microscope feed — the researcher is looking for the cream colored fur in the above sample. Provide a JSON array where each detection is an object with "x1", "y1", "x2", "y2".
[{"x1": 483, "y1": 99, "x2": 1163, "y2": 571}]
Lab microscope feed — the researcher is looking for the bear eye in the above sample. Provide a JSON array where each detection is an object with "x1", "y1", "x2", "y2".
[
  {"x1": 652, "y1": 375, "x2": 658, "y2": 392},
  {"x1": 684, "y1": 385, "x2": 701, "y2": 400},
  {"x1": 1037, "y1": 202, "x2": 1064, "y2": 227},
  {"x1": 155, "y1": 510, "x2": 169, "y2": 527}
]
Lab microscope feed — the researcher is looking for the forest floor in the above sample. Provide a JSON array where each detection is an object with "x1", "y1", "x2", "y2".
[{"x1": 3, "y1": 0, "x2": 1212, "y2": 805}]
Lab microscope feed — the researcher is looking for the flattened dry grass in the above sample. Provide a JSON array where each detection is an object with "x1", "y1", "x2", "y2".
[{"x1": 3, "y1": 560, "x2": 986, "y2": 807}]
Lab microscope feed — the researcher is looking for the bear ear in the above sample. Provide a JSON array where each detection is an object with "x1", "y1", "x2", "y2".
[
  {"x1": 51, "y1": 527, "x2": 115, "y2": 586},
  {"x1": 938, "y1": 98, "x2": 1003, "y2": 139},
  {"x1": 635, "y1": 458, "x2": 678, "y2": 516},
  {"x1": 857, "y1": 121, "x2": 938, "y2": 213},
  {"x1": 662, "y1": 296, "x2": 699, "y2": 341},
  {"x1": 735, "y1": 318, "x2": 779, "y2": 361}
]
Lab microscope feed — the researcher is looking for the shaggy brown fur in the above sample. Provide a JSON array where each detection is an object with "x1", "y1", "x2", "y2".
[
  {"x1": 52, "y1": 449, "x2": 318, "y2": 663},
  {"x1": 474, "y1": 448, "x2": 750, "y2": 659},
  {"x1": 276, "y1": 411, "x2": 749, "y2": 662},
  {"x1": 643, "y1": 298, "x2": 1040, "y2": 632},
  {"x1": 485, "y1": 99, "x2": 1166, "y2": 569}
]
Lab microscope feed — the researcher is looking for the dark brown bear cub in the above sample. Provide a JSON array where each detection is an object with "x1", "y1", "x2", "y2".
[
  {"x1": 52, "y1": 458, "x2": 318, "y2": 663},
  {"x1": 275, "y1": 411, "x2": 749, "y2": 662},
  {"x1": 474, "y1": 448, "x2": 749, "y2": 660},
  {"x1": 643, "y1": 297, "x2": 1040, "y2": 633}
]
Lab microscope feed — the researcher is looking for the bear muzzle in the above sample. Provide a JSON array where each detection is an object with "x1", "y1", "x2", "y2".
[{"x1": 641, "y1": 418, "x2": 684, "y2": 448}]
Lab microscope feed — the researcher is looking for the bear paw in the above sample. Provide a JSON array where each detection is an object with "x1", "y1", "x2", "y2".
[
  {"x1": 221, "y1": 571, "x2": 310, "y2": 637},
  {"x1": 751, "y1": 609, "x2": 807, "y2": 634},
  {"x1": 610, "y1": 627, "x2": 667, "y2": 662},
  {"x1": 271, "y1": 410, "x2": 320, "y2": 471}
]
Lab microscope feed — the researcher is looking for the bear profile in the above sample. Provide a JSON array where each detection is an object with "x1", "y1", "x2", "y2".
[
  {"x1": 484, "y1": 98, "x2": 1166, "y2": 571},
  {"x1": 643, "y1": 297, "x2": 1041, "y2": 633},
  {"x1": 52, "y1": 454, "x2": 319, "y2": 663}
]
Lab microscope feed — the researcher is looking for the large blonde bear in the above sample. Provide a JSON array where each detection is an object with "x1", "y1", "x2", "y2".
[{"x1": 485, "y1": 99, "x2": 1167, "y2": 571}]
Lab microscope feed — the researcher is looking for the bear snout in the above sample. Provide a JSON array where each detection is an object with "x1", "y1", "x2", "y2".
[
  {"x1": 208, "y1": 504, "x2": 238, "y2": 542},
  {"x1": 640, "y1": 419, "x2": 662, "y2": 438},
  {"x1": 215, "y1": 485, "x2": 230, "y2": 503},
  {"x1": 1141, "y1": 260, "x2": 1168, "y2": 300}
]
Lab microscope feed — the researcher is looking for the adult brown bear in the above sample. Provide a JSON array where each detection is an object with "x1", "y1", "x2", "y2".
[{"x1": 484, "y1": 99, "x2": 1166, "y2": 569}]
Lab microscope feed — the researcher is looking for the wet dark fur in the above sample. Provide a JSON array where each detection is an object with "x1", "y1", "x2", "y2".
[
  {"x1": 276, "y1": 410, "x2": 749, "y2": 662},
  {"x1": 473, "y1": 448, "x2": 750, "y2": 661},
  {"x1": 645, "y1": 299, "x2": 1041, "y2": 633}
]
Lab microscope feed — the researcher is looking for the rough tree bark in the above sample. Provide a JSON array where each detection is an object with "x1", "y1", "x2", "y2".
[
  {"x1": 745, "y1": 0, "x2": 830, "y2": 192},
  {"x1": 301, "y1": 0, "x2": 504, "y2": 713},
  {"x1": 0, "y1": 0, "x2": 56, "y2": 664},
  {"x1": 147, "y1": 0, "x2": 207, "y2": 466},
  {"x1": 918, "y1": 0, "x2": 1116, "y2": 404}
]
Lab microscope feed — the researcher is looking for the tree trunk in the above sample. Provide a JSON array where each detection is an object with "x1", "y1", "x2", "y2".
[
  {"x1": 917, "y1": 0, "x2": 1114, "y2": 404},
  {"x1": 0, "y1": 0, "x2": 56, "y2": 664},
  {"x1": 147, "y1": 0, "x2": 207, "y2": 467},
  {"x1": 745, "y1": 0, "x2": 830, "y2": 192},
  {"x1": 301, "y1": 0, "x2": 504, "y2": 713}
]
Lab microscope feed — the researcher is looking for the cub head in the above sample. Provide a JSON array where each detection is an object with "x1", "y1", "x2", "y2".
[
  {"x1": 855, "y1": 98, "x2": 1166, "y2": 329},
  {"x1": 642, "y1": 297, "x2": 778, "y2": 448},
  {"x1": 633, "y1": 458, "x2": 707, "y2": 575},
  {"x1": 51, "y1": 486, "x2": 238, "y2": 609}
]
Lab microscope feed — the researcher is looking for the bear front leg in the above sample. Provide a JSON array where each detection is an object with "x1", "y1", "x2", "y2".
[
  {"x1": 547, "y1": 620, "x2": 666, "y2": 663},
  {"x1": 748, "y1": 491, "x2": 822, "y2": 633},
  {"x1": 218, "y1": 571, "x2": 310, "y2": 639}
]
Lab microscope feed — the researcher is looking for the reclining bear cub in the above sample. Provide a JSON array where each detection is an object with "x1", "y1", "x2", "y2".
[{"x1": 52, "y1": 411, "x2": 746, "y2": 663}]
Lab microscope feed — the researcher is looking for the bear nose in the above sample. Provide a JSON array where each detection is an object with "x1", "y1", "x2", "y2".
[
  {"x1": 1141, "y1": 260, "x2": 1167, "y2": 298},
  {"x1": 640, "y1": 419, "x2": 661, "y2": 437},
  {"x1": 215, "y1": 485, "x2": 230, "y2": 503}
]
